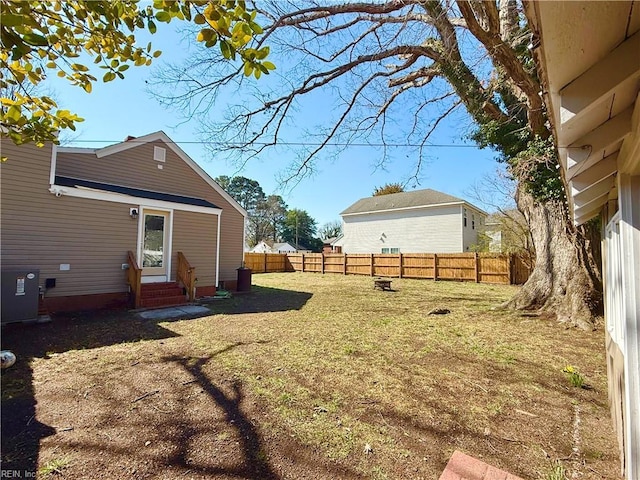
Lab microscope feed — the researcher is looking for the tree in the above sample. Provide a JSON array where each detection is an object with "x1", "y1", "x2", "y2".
[
  {"x1": 255, "y1": 194, "x2": 288, "y2": 243},
  {"x1": 373, "y1": 183, "x2": 405, "y2": 196},
  {"x1": 153, "y1": 1, "x2": 602, "y2": 328},
  {"x1": 0, "y1": 0, "x2": 272, "y2": 148},
  {"x1": 282, "y1": 209, "x2": 320, "y2": 251},
  {"x1": 222, "y1": 176, "x2": 265, "y2": 213},
  {"x1": 319, "y1": 220, "x2": 342, "y2": 240},
  {"x1": 467, "y1": 167, "x2": 533, "y2": 263}
]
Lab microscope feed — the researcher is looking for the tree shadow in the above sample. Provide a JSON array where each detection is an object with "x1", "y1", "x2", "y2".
[
  {"x1": 0, "y1": 285, "x2": 310, "y2": 476},
  {"x1": 1, "y1": 310, "x2": 181, "y2": 475},
  {"x1": 163, "y1": 348, "x2": 279, "y2": 479}
]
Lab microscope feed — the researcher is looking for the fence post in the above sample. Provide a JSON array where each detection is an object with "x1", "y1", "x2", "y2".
[
  {"x1": 301, "y1": 253, "x2": 305, "y2": 273},
  {"x1": 433, "y1": 253, "x2": 438, "y2": 281},
  {"x1": 343, "y1": 254, "x2": 347, "y2": 275},
  {"x1": 398, "y1": 253, "x2": 403, "y2": 278},
  {"x1": 321, "y1": 253, "x2": 325, "y2": 274},
  {"x1": 508, "y1": 254, "x2": 513, "y2": 284},
  {"x1": 370, "y1": 253, "x2": 374, "y2": 276},
  {"x1": 264, "y1": 253, "x2": 268, "y2": 273},
  {"x1": 474, "y1": 252, "x2": 479, "y2": 283}
]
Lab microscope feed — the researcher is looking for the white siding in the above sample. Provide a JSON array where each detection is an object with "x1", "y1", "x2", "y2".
[
  {"x1": 340, "y1": 206, "x2": 463, "y2": 253},
  {"x1": 462, "y1": 206, "x2": 486, "y2": 251}
]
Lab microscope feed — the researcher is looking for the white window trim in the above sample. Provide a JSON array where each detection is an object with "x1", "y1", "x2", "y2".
[{"x1": 137, "y1": 207, "x2": 173, "y2": 282}]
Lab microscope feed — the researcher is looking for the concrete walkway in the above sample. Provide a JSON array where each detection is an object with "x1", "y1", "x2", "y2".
[{"x1": 138, "y1": 305, "x2": 210, "y2": 320}]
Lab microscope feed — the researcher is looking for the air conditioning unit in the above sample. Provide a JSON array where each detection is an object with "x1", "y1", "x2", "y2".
[{"x1": 1, "y1": 269, "x2": 40, "y2": 324}]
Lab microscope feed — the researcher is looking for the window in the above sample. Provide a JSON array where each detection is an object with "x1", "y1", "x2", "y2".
[
  {"x1": 464, "y1": 208, "x2": 467, "y2": 227},
  {"x1": 381, "y1": 247, "x2": 400, "y2": 254},
  {"x1": 472, "y1": 214, "x2": 475, "y2": 230}
]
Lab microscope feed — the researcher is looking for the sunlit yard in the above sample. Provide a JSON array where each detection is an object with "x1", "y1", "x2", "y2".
[{"x1": 1, "y1": 273, "x2": 620, "y2": 479}]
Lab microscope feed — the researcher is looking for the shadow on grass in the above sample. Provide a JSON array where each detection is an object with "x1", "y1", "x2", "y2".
[
  {"x1": 163, "y1": 348, "x2": 279, "y2": 479},
  {"x1": 204, "y1": 285, "x2": 313, "y2": 315},
  {"x1": 0, "y1": 284, "x2": 310, "y2": 475},
  {"x1": 1, "y1": 309, "x2": 182, "y2": 474}
]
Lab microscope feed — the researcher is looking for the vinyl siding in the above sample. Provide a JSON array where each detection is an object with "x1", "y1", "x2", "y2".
[
  {"x1": 462, "y1": 206, "x2": 486, "y2": 251},
  {"x1": 340, "y1": 206, "x2": 463, "y2": 253},
  {"x1": 1, "y1": 140, "x2": 137, "y2": 297},
  {"x1": 172, "y1": 211, "x2": 218, "y2": 287},
  {"x1": 56, "y1": 140, "x2": 245, "y2": 283}
]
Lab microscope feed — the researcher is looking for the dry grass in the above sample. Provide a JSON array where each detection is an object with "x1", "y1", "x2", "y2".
[{"x1": 1, "y1": 273, "x2": 621, "y2": 479}]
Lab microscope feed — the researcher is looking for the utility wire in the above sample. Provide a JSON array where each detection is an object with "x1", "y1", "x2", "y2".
[{"x1": 65, "y1": 139, "x2": 480, "y2": 148}]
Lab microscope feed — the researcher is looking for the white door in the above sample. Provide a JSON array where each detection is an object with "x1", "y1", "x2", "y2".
[{"x1": 140, "y1": 209, "x2": 171, "y2": 282}]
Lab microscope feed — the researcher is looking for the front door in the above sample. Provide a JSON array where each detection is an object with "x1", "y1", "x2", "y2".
[{"x1": 140, "y1": 209, "x2": 171, "y2": 282}]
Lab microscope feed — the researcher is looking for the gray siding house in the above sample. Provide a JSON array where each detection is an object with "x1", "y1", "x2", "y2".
[
  {"x1": 334, "y1": 189, "x2": 486, "y2": 254},
  {"x1": 1, "y1": 131, "x2": 246, "y2": 312}
]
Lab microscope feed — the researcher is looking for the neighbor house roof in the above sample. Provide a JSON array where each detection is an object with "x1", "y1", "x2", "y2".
[{"x1": 341, "y1": 188, "x2": 483, "y2": 215}]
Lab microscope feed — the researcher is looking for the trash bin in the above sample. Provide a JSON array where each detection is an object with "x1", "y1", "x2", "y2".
[{"x1": 236, "y1": 267, "x2": 252, "y2": 292}]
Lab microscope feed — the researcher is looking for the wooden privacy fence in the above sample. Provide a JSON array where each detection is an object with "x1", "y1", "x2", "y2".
[{"x1": 244, "y1": 252, "x2": 532, "y2": 285}]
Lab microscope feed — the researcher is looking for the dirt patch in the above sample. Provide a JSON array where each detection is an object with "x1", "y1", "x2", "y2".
[{"x1": 2, "y1": 274, "x2": 621, "y2": 479}]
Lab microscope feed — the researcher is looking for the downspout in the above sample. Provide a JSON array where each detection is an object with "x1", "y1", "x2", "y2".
[
  {"x1": 215, "y1": 211, "x2": 221, "y2": 288},
  {"x1": 49, "y1": 143, "x2": 57, "y2": 186}
]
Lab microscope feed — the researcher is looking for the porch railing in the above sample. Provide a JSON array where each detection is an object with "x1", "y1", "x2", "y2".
[
  {"x1": 177, "y1": 251, "x2": 196, "y2": 302},
  {"x1": 126, "y1": 250, "x2": 142, "y2": 308}
]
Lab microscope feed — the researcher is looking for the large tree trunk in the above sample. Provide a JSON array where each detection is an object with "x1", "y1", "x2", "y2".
[{"x1": 504, "y1": 187, "x2": 603, "y2": 329}]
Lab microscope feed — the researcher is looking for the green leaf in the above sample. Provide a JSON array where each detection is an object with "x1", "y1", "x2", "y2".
[
  {"x1": 253, "y1": 68, "x2": 262, "y2": 80},
  {"x1": 243, "y1": 62, "x2": 253, "y2": 77},
  {"x1": 1, "y1": 14, "x2": 24, "y2": 27},
  {"x1": 22, "y1": 33, "x2": 48, "y2": 46},
  {"x1": 148, "y1": 20, "x2": 157, "y2": 34},
  {"x1": 103, "y1": 71, "x2": 116, "y2": 82},
  {"x1": 83, "y1": 82, "x2": 92, "y2": 93},
  {"x1": 155, "y1": 11, "x2": 171, "y2": 22},
  {"x1": 262, "y1": 61, "x2": 275, "y2": 71},
  {"x1": 220, "y1": 41, "x2": 230, "y2": 59}
]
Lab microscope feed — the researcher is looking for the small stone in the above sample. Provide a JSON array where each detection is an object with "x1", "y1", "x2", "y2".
[
  {"x1": 363, "y1": 443, "x2": 373, "y2": 454},
  {"x1": 484, "y1": 427, "x2": 491, "y2": 436},
  {"x1": 428, "y1": 308, "x2": 451, "y2": 315},
  {"x1": 145, "y1": 440, "x2": 151, "y2": 447}
]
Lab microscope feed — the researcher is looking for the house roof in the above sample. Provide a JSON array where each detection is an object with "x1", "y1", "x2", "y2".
[
  {"x1": 340, "y1": 188, "x2": 482, "y2": 215},
  {"x1": 59, "y1": 131, "x2": 247, "y2": 218},
  {"x1": 56, "y1": 176, "x2": 220, "y2": 209}
]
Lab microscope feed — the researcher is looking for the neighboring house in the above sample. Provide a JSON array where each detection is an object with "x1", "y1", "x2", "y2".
[
  {"x1": 483, "y1": 221, "x2": 503, "y2": 253},
  {"x1": 249, "y1": 240, "x2": 297, "y2": 254},
  {"x1": 481, "y1": 210, "x2": 531, "y2": 255},
  {"x1": 334, "y1": 189, "x2": 487, "y2": 254},
  {"x1": 321, "y1": 237, "x2": 342, "y2": 254},
  {"x1": 1, "y1": 131, "x2": 247, "y2": 313},
  {"x1": 526, "y1": 2, "x2": 639, "y2": 478}
]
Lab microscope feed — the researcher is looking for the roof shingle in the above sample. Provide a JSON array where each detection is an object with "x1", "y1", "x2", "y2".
[{"x1": 340, "y1": 188, "x2": 466, "y2": 215}]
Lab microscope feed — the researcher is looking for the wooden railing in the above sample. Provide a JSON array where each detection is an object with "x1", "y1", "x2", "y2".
[
  {"x1": 177, "y1": 251, "x2": 196, "y2": 302},
  {"x1": 126, "y1": 250, "x2": 142, "y2": 308}
]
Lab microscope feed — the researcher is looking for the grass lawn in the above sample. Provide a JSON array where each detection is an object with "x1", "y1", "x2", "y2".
[{"x1": 1, "y1": 273, "x2": 620, "y2": 479}]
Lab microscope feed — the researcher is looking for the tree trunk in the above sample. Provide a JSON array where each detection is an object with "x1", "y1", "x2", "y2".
[{"x1": 504, "y1": 187, "x2": 603, "y2": 329}]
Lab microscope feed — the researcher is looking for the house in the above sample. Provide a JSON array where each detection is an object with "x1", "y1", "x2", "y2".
[
  {"x1": 525, "y1": 2, "x2": 639, "y2": 478},
  {"x1": 0, "y1": 131, "x2": 247, "y2": 313},
  {"x1": 481, "y1": 210, "x2": 531, "y2": 255},
  {"x1": 321, "y1": 237, "x2": 342, "y2": 254},
  {"x1": 334, "y1": 189, "x2": 487, "y2": 254},
  {"x1": 249, "y1": 240, "x2": 298, "y2": 254}
]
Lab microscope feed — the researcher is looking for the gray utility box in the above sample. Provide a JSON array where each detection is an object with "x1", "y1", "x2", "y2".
[{"x1": 1, "y1": 268, "x2": 40, "y2": 324}]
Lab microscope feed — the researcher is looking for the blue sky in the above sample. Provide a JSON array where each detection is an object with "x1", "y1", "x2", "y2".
[{"x1": 45, "y1": 22, "x2": 500, "y2": 229}]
